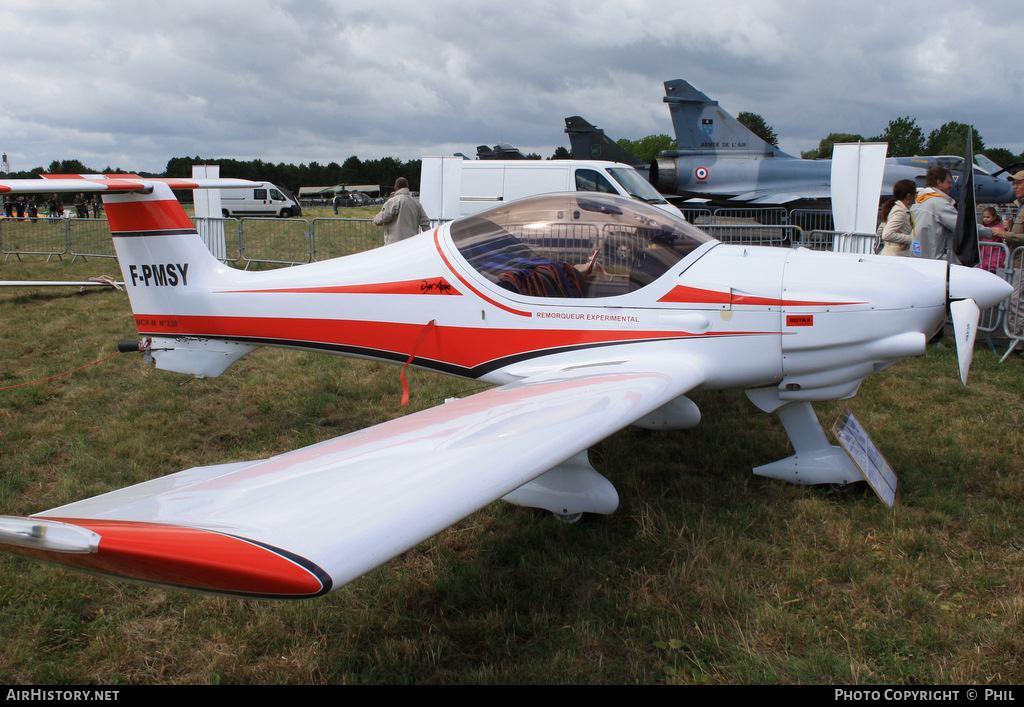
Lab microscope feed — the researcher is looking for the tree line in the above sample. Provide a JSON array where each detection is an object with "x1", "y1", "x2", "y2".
[
  {"x1": 8, "y1": 113, "x2": 1023, "y2": 195},
  {"x1": 163, "y1": 156, "x2": 424, "y2": 195}
]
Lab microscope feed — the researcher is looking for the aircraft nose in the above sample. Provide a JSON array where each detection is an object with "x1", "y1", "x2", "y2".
[{"x1": 947, "y1": 264, "x2": 1013, "y2": 310}]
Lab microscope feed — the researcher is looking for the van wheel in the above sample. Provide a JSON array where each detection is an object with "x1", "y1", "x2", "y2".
[
  {"x1": 279, "y1": 208, "x2": 292, "y2": 218},
  {"x1": 222, "y1": 209, "x2": 230, "y2": 218}
]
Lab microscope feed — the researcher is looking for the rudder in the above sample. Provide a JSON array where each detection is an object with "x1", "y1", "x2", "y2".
[
  {"x1": 104, "y1": 182, "x2": 256, "y2": 377},
  {"x1": 662, "y1": 79, "x2": 788, "y2": 158}
]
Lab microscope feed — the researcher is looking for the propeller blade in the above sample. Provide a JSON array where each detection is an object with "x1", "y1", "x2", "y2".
[{"x1": 950, "y1": 298, "x2": 981, "y2": 385}]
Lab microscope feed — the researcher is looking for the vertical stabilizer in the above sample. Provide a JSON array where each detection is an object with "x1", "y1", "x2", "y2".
[
  {"x1": 564, "y1": 116, "x2": 645, "y2": 166},
  {"x1": 105, "y1": 182, "x2": 228, "y2": 316},
  {"x1": 662, "y1": 79, "x2": 789, "y2": 158},
  {"x1": 104, "y1": 183, "x2": 255, "y2": 377}
]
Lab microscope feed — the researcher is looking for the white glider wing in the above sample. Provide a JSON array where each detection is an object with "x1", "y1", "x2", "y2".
[
  {"x1": 0, "y1": 359, "x2": 703, "y2": 598},
  {"x1": 0, "y1": 175, "x2": 258, "y2": 194}
]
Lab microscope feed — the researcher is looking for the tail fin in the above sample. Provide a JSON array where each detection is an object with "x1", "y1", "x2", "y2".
[
  {"x1": 563, "y1": 116, "x2": 645, "y2": 166},
  {"x1": 661, "y1": 79, "x2": 791, "y2": 158},
  {"x1": 0, "y1": 175, "x2": 260, "y2": 376},
  {"x1": 104, "y1": 183, "x2": 257, "y2": 377},
  {"x1": 105, "y1": 183, "x2": 228, "y2": 317}
]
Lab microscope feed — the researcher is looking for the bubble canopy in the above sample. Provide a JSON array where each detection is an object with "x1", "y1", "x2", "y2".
[{"x1": 449, "y1": 192, "x2": 715, "y2": 299}]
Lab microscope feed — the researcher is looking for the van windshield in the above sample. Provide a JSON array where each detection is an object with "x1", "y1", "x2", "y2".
[{"x1": 450, "y1": 192, "x2": 713, "y2": 299}]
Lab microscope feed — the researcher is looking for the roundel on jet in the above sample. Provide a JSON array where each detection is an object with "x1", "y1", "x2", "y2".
[{"x1": 695, "y1": 166, "x2": 709, "y2": 181}]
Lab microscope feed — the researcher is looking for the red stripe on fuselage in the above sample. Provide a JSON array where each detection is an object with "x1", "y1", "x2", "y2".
[
  {"x1": 217, "y1": 278, "x2": 463, "y2": 296},
  {"x1": 658, "y1": 285, "x2": 864, "y2": 307},
  {"x1": 19, "y1": 518, "x2": 327, "y2": 597},
  {"x1": 132, "y1": 314, "x2": 724, "y2": 370},
  {"x1": 106, "y1": 199, "x2": 194, "y2": 233}
]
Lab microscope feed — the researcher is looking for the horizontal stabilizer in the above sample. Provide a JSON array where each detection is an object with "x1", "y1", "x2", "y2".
[{"x1": 0, "y1": 175, "x2": 259, "y2": 194}]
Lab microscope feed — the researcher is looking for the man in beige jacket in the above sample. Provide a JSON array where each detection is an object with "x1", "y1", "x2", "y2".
[{"x1": 374, "y1": 177, "x2": 430, "y2": 244}]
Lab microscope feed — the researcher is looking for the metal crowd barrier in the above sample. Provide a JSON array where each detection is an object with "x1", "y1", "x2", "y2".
[
  {"x1": 1, "y1": 216, "x2": 124, "y2": 262},
  {"x1": 310, "y1": 218, "x2": 381, "y2": 260},
  {"x1": 1001, "y1": 245, "x2": 1024, "y2": 361},
  {"x1": 977, "y1": 241, "x2": 1011, "y2": 346},
  {"x1": 789, "y1": 210, "x2": 835, "y2": 233},
  {"x1": 236, "y1": 217, "x2": 312, "y2": 269},
  {"x1": 1, "y1": 217, "x2": 71, "y2": 261},
  {"x1": 677, "y1": 207, "x2": 838, "y2": 248},
  {"x1": 0, "y1": 214, "x2": 386, "y2": 268},
  {"x1": 700, "y1": 223, "x2": 795, "y2": 246},
  {"x1": 711, "y1": 206, "x2": 789, "y2": 225},
  {"x1": 793, "y1": 230, "x2": 878, "y2": 254},
  {"x1": 191, "y1": 217, "x2": 241, "y2": 262},
  {"x1": 228, "y1": 217, "x2": 385, "y2": 268},
  {"x1": 68, "y1": 218, "x2": 117, "y2": 261},
  {"x1": 677, "y1": 207, "x2": 713, "y2": 225},
  {"x1": 680, "y1": 206, "x2": 795, "y2": 247}
]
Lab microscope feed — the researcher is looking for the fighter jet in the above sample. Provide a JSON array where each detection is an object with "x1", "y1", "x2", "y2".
[{"x1": 566, "y1": 80, "x2": 1014, "y2": 207}]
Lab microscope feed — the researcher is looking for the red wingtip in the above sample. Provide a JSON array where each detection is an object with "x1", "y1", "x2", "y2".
[{"x1": 15, "y1": 518, "x2": 330, "y2": 598}]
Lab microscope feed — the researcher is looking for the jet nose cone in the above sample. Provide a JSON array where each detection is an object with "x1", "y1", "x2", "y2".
[{"x1": 948, "y1": 264, "x2": 1014, "y2": 310}]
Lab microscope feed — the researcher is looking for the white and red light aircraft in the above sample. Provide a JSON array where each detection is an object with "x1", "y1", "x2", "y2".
[{"x1": 0, "y1": 175, "x2": 1012, "y2": 598}]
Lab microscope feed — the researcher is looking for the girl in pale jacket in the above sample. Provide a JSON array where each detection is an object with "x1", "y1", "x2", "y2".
[{"x1": 878, "y1": 179, "x2": 917, "y2": 257}]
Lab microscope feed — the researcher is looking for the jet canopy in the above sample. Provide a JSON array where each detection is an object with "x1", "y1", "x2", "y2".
[{"x1": 450, "y1": 192, "x2": 713, "y2": 299}]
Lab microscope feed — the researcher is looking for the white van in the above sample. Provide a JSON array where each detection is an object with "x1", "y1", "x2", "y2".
[
  {"x1": 420, "y1": 158, "x2": 681, "y2": 222},
  {"x1": 221, "y1": 182, "x2": 302, "y2": 218}
]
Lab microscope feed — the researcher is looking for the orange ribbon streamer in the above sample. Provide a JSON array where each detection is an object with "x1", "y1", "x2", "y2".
[{"x1": 400, "y1": 320, "x2": 436, "y2": 405}]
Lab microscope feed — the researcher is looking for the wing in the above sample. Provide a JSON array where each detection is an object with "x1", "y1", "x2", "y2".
[
  {"x1": 0, "y1": 359, "x2": 703, "y2": 598},
  {"x1": 730, "y1": 185, "x2": 831, "y2": 204},
  {"x1": 0, "y1": 175, "x2": 258, "y2": 194}
]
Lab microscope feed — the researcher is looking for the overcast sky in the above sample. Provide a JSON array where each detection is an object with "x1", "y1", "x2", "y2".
[{"x1": 1, "y1": 0, "x2": 1020, "y2": 174}]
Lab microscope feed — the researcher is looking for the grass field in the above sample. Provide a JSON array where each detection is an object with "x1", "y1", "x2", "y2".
[{"x1": 1, "y1": 254, "x2": 1022, "y2": 685}]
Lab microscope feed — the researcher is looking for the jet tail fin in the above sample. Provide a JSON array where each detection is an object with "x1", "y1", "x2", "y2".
[
  {"x1": 661, "y1": 79, "x2": 791, "y2": 158},
  {"x1": 564, "y1": 116, "x2": 645, "y2": 166}
]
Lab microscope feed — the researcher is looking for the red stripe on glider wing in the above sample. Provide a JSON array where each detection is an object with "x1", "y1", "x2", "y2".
[
  {"x1": 38, "y1": 174, "x2": 149, "y2": 191},
  {"x1": 151, "y1": 179, "x2": 201, "y2": 189},
  {"x1": 22, "y1": 518, "x2": 327, "y2": 597},
  {"x1": 106, "y1": 200, "x2": 195, "y2": 233},
  {"x1": 40, "y1": 174, "x2": 143, "y2": 180}
]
